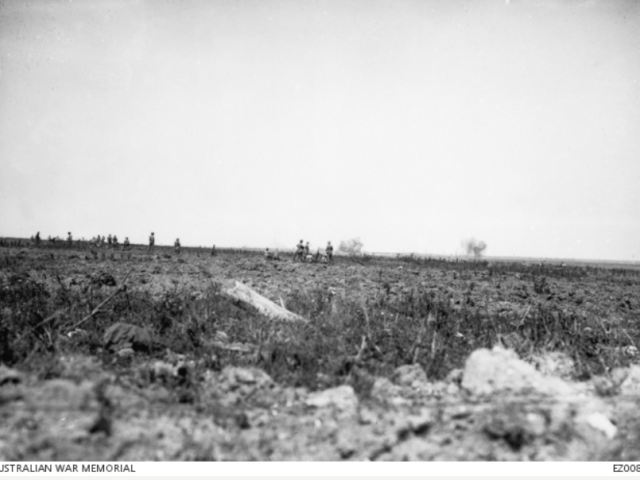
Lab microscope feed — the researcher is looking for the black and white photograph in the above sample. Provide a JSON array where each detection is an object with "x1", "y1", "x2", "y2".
[{"x1": 1, "y1": 0, "x2": 639, "y2": 470}]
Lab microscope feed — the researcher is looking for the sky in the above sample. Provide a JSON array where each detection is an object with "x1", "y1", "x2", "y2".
[{"x1": 1, "y1": 0, "x2": 639, "y2": 261}]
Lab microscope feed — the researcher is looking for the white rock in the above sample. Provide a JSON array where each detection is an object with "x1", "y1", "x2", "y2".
[
  {"x1": 620, "y1": 365, "x2": 640, "y2": 395},
  {"x1": 306, "y1": 385, "x2": 358, "y2": 411},
  {"x1": 116, "y1": 347, "x2": 134, "y2": 358},
  {"x1": 371, "y1": 377, "x2": 402, "y2": 399},
  {"x1": 530, "y1": 351, "x2": 575, "y2": 379},
  {"x1": 462, "y1": 346, "x2": 573, "y2": 396},
  {"x1": 222, "y1": 367, "x2": 273, "y2": 389},
  {"x1": 583, "y1": 412, "x2": 617, "y2": 439},
  {"x1": 392, "y1": 364, "x2": 427, "y2": 387}
]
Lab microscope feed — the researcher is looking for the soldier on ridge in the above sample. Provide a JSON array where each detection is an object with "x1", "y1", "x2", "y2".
[
  {"x1": 149, "y1": 232, "x2": 155, "y2": 254},
  {"x1": 294, "y1": 240, "x2": 304, "y2": 262},
  {"x1": 326, "y1": 241, "x2": 334, "y2": 264}
]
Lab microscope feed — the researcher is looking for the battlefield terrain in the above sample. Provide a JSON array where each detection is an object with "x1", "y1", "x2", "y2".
[{"x1": 1, "y1": 240, "x2": 640, "y2": 461}]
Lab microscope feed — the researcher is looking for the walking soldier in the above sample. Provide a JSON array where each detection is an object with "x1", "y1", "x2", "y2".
[
  {"x1": 326, "y1": 241, "x2": 334, "y2": 264},
  {"x1": 149, "y1": 232, "x2": 155, "y2": 253},
  {"x1": 294, "y1": 240, "x2": 304, "y2": 262}
]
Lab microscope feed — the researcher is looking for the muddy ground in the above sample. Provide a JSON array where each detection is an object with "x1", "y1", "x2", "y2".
[{"x1": 1, "y1": 245, "x2": 640, "y2": 461}]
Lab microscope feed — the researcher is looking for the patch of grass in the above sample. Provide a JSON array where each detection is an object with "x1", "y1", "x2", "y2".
[{"x1": 2, "y1": 251, "x2": 640, "y2": 395}]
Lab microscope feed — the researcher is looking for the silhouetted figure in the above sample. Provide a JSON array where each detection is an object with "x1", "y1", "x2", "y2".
[
  {"x1": 211, "y1": 244, "x2": 217, "y2": 257},
  {"x1": 326, "y1": 241, "x2": 334, "y2": 264},
  {"x1": 294, "y1": 240, "x2": 304, "y2": 262},
  {"x1": 149, "y1": 232, "x2": 155, "y2": 253},
  {"x1": 174, "y1": 238, "x2": 181, "y2": 255}
]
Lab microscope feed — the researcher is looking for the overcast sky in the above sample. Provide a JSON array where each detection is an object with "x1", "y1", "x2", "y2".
[{"x1": 1, "y1": 0, "x2": 638, "y2": 261}]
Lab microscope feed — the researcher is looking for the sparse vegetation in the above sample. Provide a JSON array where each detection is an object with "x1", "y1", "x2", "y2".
[{"x1": 1, "y1": 240, "x2": 640, "y2": 460}]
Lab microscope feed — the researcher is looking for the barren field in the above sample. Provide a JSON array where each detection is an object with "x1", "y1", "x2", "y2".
[{"x1": 2, "y1": 243, "x2": 640, "y2": 461}]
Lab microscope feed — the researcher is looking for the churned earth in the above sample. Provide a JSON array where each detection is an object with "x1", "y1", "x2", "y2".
[{"x1": 1, "y1": 245, "x2": 639, "y2": 461}]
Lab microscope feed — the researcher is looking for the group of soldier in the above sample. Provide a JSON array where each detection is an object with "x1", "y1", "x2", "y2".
[
  {"x1": 148, "y1": 232, "x2": 188, "y2": 256},
  {"x1": 292, "y1": 240, "x2": 334, "y2": 263},
  {"x1": 148, "y1": 232, "x2": 217, "y2": 257},
  {"x1": 263, "y1": 240, "x2": 333, "y2": 263},
  {"x1": 150, "y1": 233, "x2": 333, "y2": 264},
  {"x1": 92, "y1": 233, "x2": 131, "y2": 250},
  {"x1": 31, "y1": 231, "x2": 132, "y2": 250},
  {"x1": 31, "y1": 231, "x2": 70, "y2": 246},
  {"x1": 30, "y1": 230, "x2": 332, "y2": 263}
]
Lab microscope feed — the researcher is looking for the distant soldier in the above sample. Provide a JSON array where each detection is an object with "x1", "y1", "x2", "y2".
[
  {"x1": 264, "y1": 247, "x2": 272, "y2": 259},
  {"x1": 123, "y1": 237, "x2": 130, "y2": 250},
  {"x1": 149, "y1": 232, "x2": 155, "y2": 253},
  {"x1": 326, "y1": 241, "x2": 334, "y2": 263},
  {"x1": 211, "y1": 244, "x2": 217, "y2": 257},
  {"x1": 35, "y1": 231, "x2": 41, "y2": 246},
  {"x1": 67, "y1": 232, "x2": 73, "y2": 246},
  {"x1": 304, "y1": 241, "x2": 310, "y2": 257},
  {"x1": 112, "y1": 235, "x2": 118, "y2": 249},
  {"x1": 294, "y1": 240, "x2": 304, "y2": 262},
  {"x1": 107, "y1": 234, "x2": 112, "y2": 249},
  {"x1": 174, "y1": 238, "x2": 181, "y2": 255}
]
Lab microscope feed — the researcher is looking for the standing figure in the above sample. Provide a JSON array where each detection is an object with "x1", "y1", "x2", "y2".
[
  {"x1": 35, "y1": 232, "x2": 41, "y2": 246},
  {"x1": 304, "y1": 241, "x2": 310, "y2": 257},
  {"x1": 211, "y1": 244, "x2": 217, "y2": 257},
  {"x1": 112, "y1": 235, "x2": 118, "y2": 249},
  {"x1": 107, "y1": 234, "x2": 113, "y2": 249},
  {"x1": 326, "y1": 241, "x2": 334, "y2": 264},
  {"x1": 294, "y1": 240, "x2": 304, "y2": 262},
  {"x1": 149, "y1": 232, "x2": 155, "y2": 253},
  {"x1": 174, "y1": 238, "x2": 181, "y2": 255},
  {"x1": 67, "y1": 232, "x2": 73, "y2": 247},
  {"x1": 123, "y1": 237, "x2": 130, "y2": 251}
]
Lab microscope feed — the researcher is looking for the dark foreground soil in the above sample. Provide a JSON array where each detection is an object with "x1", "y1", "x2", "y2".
[{"x1": 1, "y1": 245, "x2": 640, "y2": 461}]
